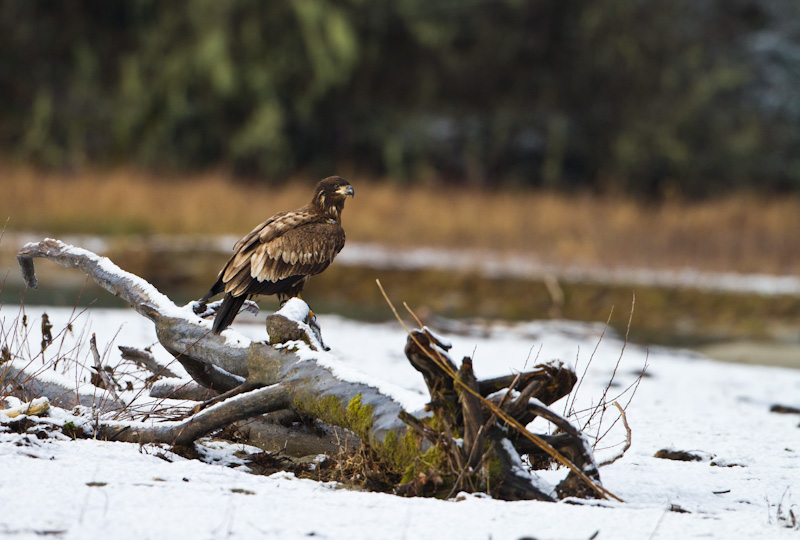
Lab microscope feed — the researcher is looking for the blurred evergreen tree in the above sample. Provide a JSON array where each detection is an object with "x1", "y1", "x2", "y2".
[{"x1": 0, "y1": 0, "x2": 798, "y2": 196}]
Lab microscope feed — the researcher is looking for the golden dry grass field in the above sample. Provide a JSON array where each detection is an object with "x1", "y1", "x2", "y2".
[{"x1": 2, "y1": 165, "x2": 799, "y2": 276}]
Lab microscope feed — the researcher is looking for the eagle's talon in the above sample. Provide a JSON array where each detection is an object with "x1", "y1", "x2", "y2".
[
  {"x1": 189, "y1": 299, "x2": 222, "y2": 319},
  {"x1": 240, "y1": 300, "x2": 260, "y2": 316}
]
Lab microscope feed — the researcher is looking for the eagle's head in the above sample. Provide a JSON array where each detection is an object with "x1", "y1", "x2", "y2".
[{"x1": 313, "y1": 176, "x2": 354, "y2": 221}]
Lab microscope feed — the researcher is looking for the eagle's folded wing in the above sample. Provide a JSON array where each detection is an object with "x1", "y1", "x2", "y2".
[{"x1": 222, "y1": 218, "x2": 345, "y2": 297}]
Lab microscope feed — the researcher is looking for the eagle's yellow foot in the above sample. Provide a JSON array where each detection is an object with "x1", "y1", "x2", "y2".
[{"x1": 295, "y1": 293, "x2": 316, "y2": 321}]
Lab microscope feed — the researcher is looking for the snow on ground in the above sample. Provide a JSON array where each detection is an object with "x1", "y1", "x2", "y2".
[{"x1": 2, "y1": 306, "x2": 799, "y2": 539}]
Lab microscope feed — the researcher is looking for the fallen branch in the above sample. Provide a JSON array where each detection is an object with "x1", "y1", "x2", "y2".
[
  {"x1": 148, "y1": 378, "x2": 218, "y2": 401},
  {"x1": 118, "y1": 346, "x2": 181, "y2": 380},
  {"x1": 16, "y1": 239, "x2": 408, "y2": 445},
  {"x1": 97, "y1": 383, "x2": 291, "y2": 446},
  {"x1": 14, "y1": 238, "x2": 616, "y2": 502}
]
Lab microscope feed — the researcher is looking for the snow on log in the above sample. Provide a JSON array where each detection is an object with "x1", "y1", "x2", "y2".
[
  {"x1": 97, "y1": 383, "x2": 291, "y2": 446},
  {"x1": 0, "y1": 396, "x2": 50, "y2": 419},
  {"x1": 16, "y1": 238, "x2": 409, "y2": 443}
]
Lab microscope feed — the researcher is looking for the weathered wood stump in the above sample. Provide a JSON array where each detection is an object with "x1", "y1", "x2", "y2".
[{"x1": 401, "y1": 329, "x2": 606, "y2": 501}]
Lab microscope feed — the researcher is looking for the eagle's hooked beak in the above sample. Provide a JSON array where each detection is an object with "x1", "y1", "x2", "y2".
[{"x1": 338, "y1": 185, "x2": 355, "y2": 198}]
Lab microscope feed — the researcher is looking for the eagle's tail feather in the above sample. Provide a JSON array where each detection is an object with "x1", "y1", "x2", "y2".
[
  {"x1": 200, "y1": 278, "x2": 225, "y2": 303},
  {"x1": 212, "y1": 293, "x2": 246, "y2": 334}
]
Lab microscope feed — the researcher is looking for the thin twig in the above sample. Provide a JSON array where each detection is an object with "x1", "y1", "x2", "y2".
[
  {"x1": 598, "y1": 402, "x2": 632, "y2": 467},
  {"x1": 523, "y1": 343, "x2": 542, "y2": 371},
  {"x1": 567, "y1": 306, "x2": 614, "y2": 417},
  {"x1": 90, "y1": 333, "x2": 119, "y2": 402},
  {"x1": 583, "y1": 292, "x2": 635, "y2": 436},
  {"x1": 594, "y1": 350, "x2": 649, "y2": 446}
]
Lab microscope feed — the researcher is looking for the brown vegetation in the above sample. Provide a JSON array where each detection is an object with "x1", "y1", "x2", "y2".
[{"x1": 2, "y1": 165, "x2": 799, "y2": 275}]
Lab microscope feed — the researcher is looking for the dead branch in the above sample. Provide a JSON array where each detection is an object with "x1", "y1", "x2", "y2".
[
  {"x1": 17, "y1": 239, "x2": 408, "y2": 445},
  {"x1": 0, "y1": 396, "x2": 50, "y2": 418},
  {"x1": 402, "y1": 327, "x2": 614, "y2": 501},
  {"x1": 456, "y1": 357, "x2": 484, "y2": 470},
  {"x1": 148, "y1": 378, "x2": 218, "y2": 401},
  {"x1": 97, "y1": 383, "x2": 291, "y2": 446},
  {"x1": 118, "y1": 346, "x2": 181, "y2": 379},
  {"x1": 89, "y1": 334, "x2": 119, "y2": 401},
  {"x1": 15, "y1": 238, "x2": 615, "y2": 502}
]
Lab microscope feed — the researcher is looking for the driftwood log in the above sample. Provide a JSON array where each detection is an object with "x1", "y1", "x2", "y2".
[
  {"x1": 7, "y1": 238, "x2": 613, "y2": 501},
  {"x1": 401, "y1": 330, "x2": 609, "y2": 501}
]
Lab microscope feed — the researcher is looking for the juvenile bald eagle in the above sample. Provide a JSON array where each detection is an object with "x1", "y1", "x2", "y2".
[{"x1": 202, "y1": 176, "x2": 354, "y2": 333}]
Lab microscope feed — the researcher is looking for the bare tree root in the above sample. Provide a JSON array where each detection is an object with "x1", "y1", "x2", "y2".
[{"x1": 401, "y1": 327, "x2": 617, "y2": 501}]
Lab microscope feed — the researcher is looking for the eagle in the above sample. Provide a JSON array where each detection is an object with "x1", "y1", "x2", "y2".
[{"x1": 201, "y1": 176, "x2": 354, "y2": 333}]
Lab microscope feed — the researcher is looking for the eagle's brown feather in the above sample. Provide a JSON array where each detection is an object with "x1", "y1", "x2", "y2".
[{"x1": 202, "y1": 176, "x2": 353, "y2": 333}]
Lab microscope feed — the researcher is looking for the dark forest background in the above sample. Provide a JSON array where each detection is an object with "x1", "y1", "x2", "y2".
[{"x1": 2, "y1": 0, "x2": 799, "y2": 198}]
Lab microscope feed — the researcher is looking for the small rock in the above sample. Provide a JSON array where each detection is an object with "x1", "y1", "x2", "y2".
[
  {"x1": 770, "y1": 404, "x2": 800, "y2": 415},
  {"x1": 654, "y1": 449, "x2": 704, "y2": 461}
]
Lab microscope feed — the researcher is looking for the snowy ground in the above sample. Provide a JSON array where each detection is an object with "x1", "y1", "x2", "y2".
[{"x1": 2, "y1": 306, "x2": 799, "y2": 539}]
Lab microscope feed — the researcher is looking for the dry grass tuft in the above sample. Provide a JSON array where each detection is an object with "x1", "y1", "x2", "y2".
[{"x1": 2, "y1": 164, "x2": 799, "y2": 275}]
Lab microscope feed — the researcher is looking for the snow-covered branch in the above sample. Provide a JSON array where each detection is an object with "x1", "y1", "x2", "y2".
[
  {"x1": 15, "y1": 238, "x2": 408, "y2": 443},
  {"x1": 12, "y1": 238, "x2": 611, "y2": 501},
  {"x1": 97, "y1": 383, "x2": 291, "y2": 446}
]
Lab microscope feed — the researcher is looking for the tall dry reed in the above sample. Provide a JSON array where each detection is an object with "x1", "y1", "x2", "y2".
[{"x1": 1, "y1": 165, "x2": 798, "y2": 275}]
